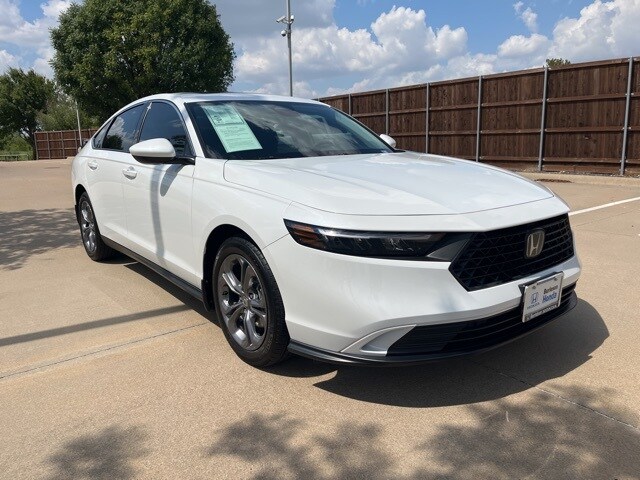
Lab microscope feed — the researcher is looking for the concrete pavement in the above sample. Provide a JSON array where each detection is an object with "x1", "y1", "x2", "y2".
[{"x1": 1, "y1": 159, "x2": 639, "y2": 479}]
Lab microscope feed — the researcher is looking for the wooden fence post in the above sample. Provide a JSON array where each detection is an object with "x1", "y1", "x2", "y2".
[
  {"x1": 425, "y1": 83, "x2": 430, "y2": 153},
  {"x1": 538, "y1": 65, "x2": 549, "y2": 172},
  {"x1": 621, "y1": 57, "x2": 633, "y2": 175},
  {"x1": 475, "y1": 76, "x2": 482, "y2": 162},
  {"x1": 385, "y1": 89, "x2": 390, "y2": 135}
]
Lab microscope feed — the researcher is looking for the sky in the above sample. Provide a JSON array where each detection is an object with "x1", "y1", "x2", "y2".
[{"x1": 1, "y1": 0, "x2": 639, "y2": 98}]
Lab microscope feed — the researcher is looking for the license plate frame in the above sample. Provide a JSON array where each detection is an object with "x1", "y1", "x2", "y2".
[{"x1": 521, "y1": 272, "x2": 564, "y2": 323}]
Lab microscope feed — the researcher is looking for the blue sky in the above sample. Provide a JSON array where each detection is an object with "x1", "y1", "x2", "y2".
[
  {"x1": 1, "y1": 0, "x2": 639, "y2": 97},
  {"x1": 333, "y1": 1, "x2": 588, "y2": 49}
]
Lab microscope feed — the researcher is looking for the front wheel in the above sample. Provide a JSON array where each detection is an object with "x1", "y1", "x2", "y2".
[{"x1": 213, "y1": 236, "x2": 289, "y2": 367}]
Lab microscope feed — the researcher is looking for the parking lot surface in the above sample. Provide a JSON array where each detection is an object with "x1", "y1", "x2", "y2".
[{"x1": 1, "y1": 159, "x2": 639, "y2": 479}]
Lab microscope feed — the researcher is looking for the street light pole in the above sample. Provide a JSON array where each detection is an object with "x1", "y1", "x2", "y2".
[
  {"x1": 75, "y1": 99, "x2": 82, "y2": 149},
  {"x1": 276, "y1": 0, "x2": 294, "y2": 96}
]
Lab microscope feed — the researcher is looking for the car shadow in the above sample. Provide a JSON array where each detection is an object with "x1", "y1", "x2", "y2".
[
  {"x1": 0, "y1": 208, "x2": 79, "y2": 270},
  {"x1": 269, "y1": 299, "x2": 609, "y2": 407},
  {"x1": 123, "y1": 261, "x2": 217, "y2": 323}
]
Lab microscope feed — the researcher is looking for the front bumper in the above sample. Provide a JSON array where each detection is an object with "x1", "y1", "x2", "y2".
[
  {"x1": 288, "y1": 285, "x2": 578, "y2": 365},
  {"x1": 264, "y1": 231, "x2": 581, "y2": 356}
]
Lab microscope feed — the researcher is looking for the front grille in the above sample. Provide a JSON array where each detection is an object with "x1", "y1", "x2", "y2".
[
  {"x1": 449, "y1": 214, "x2": 574, "y2": 291},
  {"x1": 387, "y1": 284, "x2": 577, "y2": 357}
]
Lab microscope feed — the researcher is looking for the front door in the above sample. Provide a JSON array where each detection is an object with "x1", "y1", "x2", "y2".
[{"x1": 121, "y1": 101, "x2": 198, "y2": 285}]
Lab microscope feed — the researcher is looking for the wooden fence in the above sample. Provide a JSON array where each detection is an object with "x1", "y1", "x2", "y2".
[
  {"x1": 35, "y1": 128, "x2": 98, "y2": 160},
  {"x1": 319, "y1": 57, "x2": 640, "y2": 175}
]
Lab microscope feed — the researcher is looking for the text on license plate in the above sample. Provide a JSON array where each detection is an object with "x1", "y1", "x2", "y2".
[{"x1": 522, "y1": 273, "x2": 564, "y2": 323}]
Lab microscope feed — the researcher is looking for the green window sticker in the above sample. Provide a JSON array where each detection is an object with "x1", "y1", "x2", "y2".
[{"x1": 202, "y1": 104, "x2": 262, "y2": 153}]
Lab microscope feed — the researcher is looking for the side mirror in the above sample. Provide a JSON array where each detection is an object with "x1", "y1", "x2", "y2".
[
  {"x1": 380, "y1": 134, "x2": 397, "y2": 149},
  {"x1": 81, "y1": 138, "x2": 89, "y2": 147},
  {"x1": 130, "y1": 138, "x2": 177, "y2": 164}
]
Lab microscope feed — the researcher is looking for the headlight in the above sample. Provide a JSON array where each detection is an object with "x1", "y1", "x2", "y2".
[{"x1": 284, "y1": 220, "x2": 470, "y2": 261}]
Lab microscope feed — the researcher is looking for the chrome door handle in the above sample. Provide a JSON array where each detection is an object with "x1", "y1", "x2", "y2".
[
  {"x1": 87, "y1": 161, "x2": 98, "y2": 170},
  {"x1": 122, "y1": 167, "x2": 138, "y2": 179}
]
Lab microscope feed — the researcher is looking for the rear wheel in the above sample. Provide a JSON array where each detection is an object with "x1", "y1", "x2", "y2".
[
  {"x1": 213, "y1": 236, "x2": 289, "y2": 367},
  {"x1": 77, "y1": 192, "x2": 116, "y2": 261}
]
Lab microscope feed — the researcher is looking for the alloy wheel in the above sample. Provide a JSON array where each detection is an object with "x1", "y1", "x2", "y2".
[
  {"x1": 79, "y1": 199, "x2": 97, "y2": 253},
  {"x1": 217, "y1": 254, "x2": 268, "y2": 351}
]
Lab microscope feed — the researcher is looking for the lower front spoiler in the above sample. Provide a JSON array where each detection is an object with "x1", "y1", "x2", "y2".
[{"x1": 287, "y1": 290, "x2": 578, "y2": 366}]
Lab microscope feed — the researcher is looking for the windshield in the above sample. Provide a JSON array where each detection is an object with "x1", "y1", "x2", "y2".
[{"x1": 186, "y1": 100, "x2": 394, "y2": 160}]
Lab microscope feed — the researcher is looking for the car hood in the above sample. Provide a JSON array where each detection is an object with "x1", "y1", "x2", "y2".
[{"x1": 223, "y1": 151, "x2": 554, "y2": 216}]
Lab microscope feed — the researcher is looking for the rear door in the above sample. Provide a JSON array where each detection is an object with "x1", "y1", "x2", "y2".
[
  {"x1": 122, "y1": 101, "x2": 198, "y2": 285},
  {"x1": 84, "y1": 103, "x2": 147, "y2": 243}
]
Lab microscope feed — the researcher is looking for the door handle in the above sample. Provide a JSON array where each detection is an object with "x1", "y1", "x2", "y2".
[
  {"x1": 87, "y1": 161, "x2": 98, "y2": 170},
  {"x1": 122, "y1": 167, "x2": 138, "y2": 179}
]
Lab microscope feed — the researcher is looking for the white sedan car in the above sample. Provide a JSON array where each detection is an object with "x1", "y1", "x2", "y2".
[{"x1": 72, "y1": 93, "x2": 580, "y2": 367}]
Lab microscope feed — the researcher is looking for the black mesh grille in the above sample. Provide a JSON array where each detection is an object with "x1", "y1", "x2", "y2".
[
  {"x1": 388, "y1": 284, "x2": 576, "y2": 357},
  {"x1": 449, "y1": 214, "x2": 574, "y2": 291}
]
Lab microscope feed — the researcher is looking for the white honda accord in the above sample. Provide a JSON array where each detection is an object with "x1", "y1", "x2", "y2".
[{"x1": 72, "y1": 93, "x2": 580, "y2": 367}]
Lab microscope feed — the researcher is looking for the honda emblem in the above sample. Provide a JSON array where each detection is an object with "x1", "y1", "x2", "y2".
[{"x1": 525, "y1": 229, "x2": 545, "y2": 258}]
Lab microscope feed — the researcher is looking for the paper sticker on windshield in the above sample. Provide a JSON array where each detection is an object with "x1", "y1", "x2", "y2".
[{"x1": 202, "y1": 104, "x2": 262, "y2": 153}]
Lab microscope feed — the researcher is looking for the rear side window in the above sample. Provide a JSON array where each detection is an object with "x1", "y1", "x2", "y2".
[
  {"x1": 139, "y1": 102, "x2": 190, "y2": 156},
  {"x1": 92, "y1": 123, "x2": 109, "y2": 149},
  {"x1": 102, "y1": 104, "x2": 146, "y2": 152}
]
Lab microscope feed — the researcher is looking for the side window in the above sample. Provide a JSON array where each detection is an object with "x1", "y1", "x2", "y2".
[
  {"x1": 92, "y1": 123, "x2": 109, "y2": 149},
  {"x1": 102, "y1": 104, "x2": 146, "y2": 152},
  {"x1": 139, "y1": 102, "x2": 190, "y2": 156}
]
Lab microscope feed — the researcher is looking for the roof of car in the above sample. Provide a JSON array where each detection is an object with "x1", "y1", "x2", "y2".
[{"x1": 136, "y1": 92, "x2": 324, "y2": 106}]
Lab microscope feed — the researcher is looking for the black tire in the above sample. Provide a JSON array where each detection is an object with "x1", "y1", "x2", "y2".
[
  {"x1": 213, "y1": 236, "x2": 290, "y2": 367},
  {"x1": 77, "y1": 192, "x2": 116, "y2": 261}
]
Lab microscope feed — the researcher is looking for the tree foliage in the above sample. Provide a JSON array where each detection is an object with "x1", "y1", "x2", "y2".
[
  {"x1": 0, "y1": 68, "x2": 55, "y2": 152},
  {"x1": 37, "y1": 89, "x2": 101, "y2": 131},
  {"x1": 51, "y1": 0, "x2": 235, "y2": 121},
  {"x1": 546, "y1": 58, "x2": 571, "y2": 67}
]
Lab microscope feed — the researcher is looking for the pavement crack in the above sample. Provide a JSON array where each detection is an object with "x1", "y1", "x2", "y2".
[
  {"x1": 468, "y1": 359, "x2": 640, "y2": 432},
  {"x1": 0, "y1": 322, "x2": 209, "y2": 382}
]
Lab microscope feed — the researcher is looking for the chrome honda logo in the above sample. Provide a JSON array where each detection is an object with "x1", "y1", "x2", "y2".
[{"x1": 525, "y1": 229, "x2": 545, "y2": 258}]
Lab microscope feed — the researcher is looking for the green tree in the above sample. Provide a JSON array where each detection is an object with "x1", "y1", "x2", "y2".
[
  {"x1": 51, "y1": 0, "x2": 235, "y2": 120},
  {"x1": 546, "y1": 58, "x2": 571, "y2": 67},
  {"x1": 0, "y1": 68, "x2": 55, "y2": 153},
  {"x1": 37, "y1": 89, "x2": 101, "y2": 131}
]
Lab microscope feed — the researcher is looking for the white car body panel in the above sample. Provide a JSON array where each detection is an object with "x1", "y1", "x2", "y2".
[
  {"x1": 224, "y1": 152, "x2": 553, "y2": 216},
  {"x1": 81, "y1": 148, "x2": 129, "y2": 243},
  {"x1": 71, "y1": 92, "x2": 581, "y2": 364},
  {"x1": 121, "y1": 162, "x2": 197, "y2": 283}
]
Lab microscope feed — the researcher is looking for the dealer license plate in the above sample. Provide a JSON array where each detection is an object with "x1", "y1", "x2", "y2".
[{"x1": 522, "y1": 273, "x2": 564, "y2": 323}]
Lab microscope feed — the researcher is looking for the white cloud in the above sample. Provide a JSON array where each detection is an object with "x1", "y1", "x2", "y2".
[
  {"x1": 550, "y1": 0, "x2": 640, "y2": 61},
  {"x1": 434, "y1": 25, "x2": 468, "y2": 59},
  {"x1": 234, "y1": 5, "x2": 470, "y2": 95},
  {"x1": 0, "y1": 0, "x2": 72, "y2": 75},
  {"x1": 0, "y1": 49, "x2": 19, "y2": 71},
  {"x1": 498, "y1": 33, "x2": 551, "y2": 58},
  {"x1": 513, "y1": 2, "x2": 538, "y2": 32}
]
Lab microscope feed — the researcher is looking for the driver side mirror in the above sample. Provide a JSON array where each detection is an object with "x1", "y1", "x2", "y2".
[
  {"x1": 380, "y1": 134, "x2": 397, "y2": 149},
  {"x1": 129, "y1": 138, "x2": 193, "y2": 165}
]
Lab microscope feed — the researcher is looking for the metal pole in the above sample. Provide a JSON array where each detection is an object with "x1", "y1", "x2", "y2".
[
  {"x1": 276, "y1": 1, "x2": 293, "y2": 96},
  {"x1": 620, "y1": 57, "x2": 633, "y2": 175},
  {"x1": 75, "y1": 100, "x2": 82, "y2": 150},
  {"x1": 286, "y1": 0, "x2": 293, "y2": 96},
  {"x1": 425, "y1": 83, "x2": 430, "y2": 153},
  {"x1": 475, "y1": 76, "x2": 482, "y2": 162},
  {"x1": 538, "y1": 66, "x2": 549, "y2": 172},
  {"x1": 385, "y1": 89, "x2": 390, "y2": 135}
]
